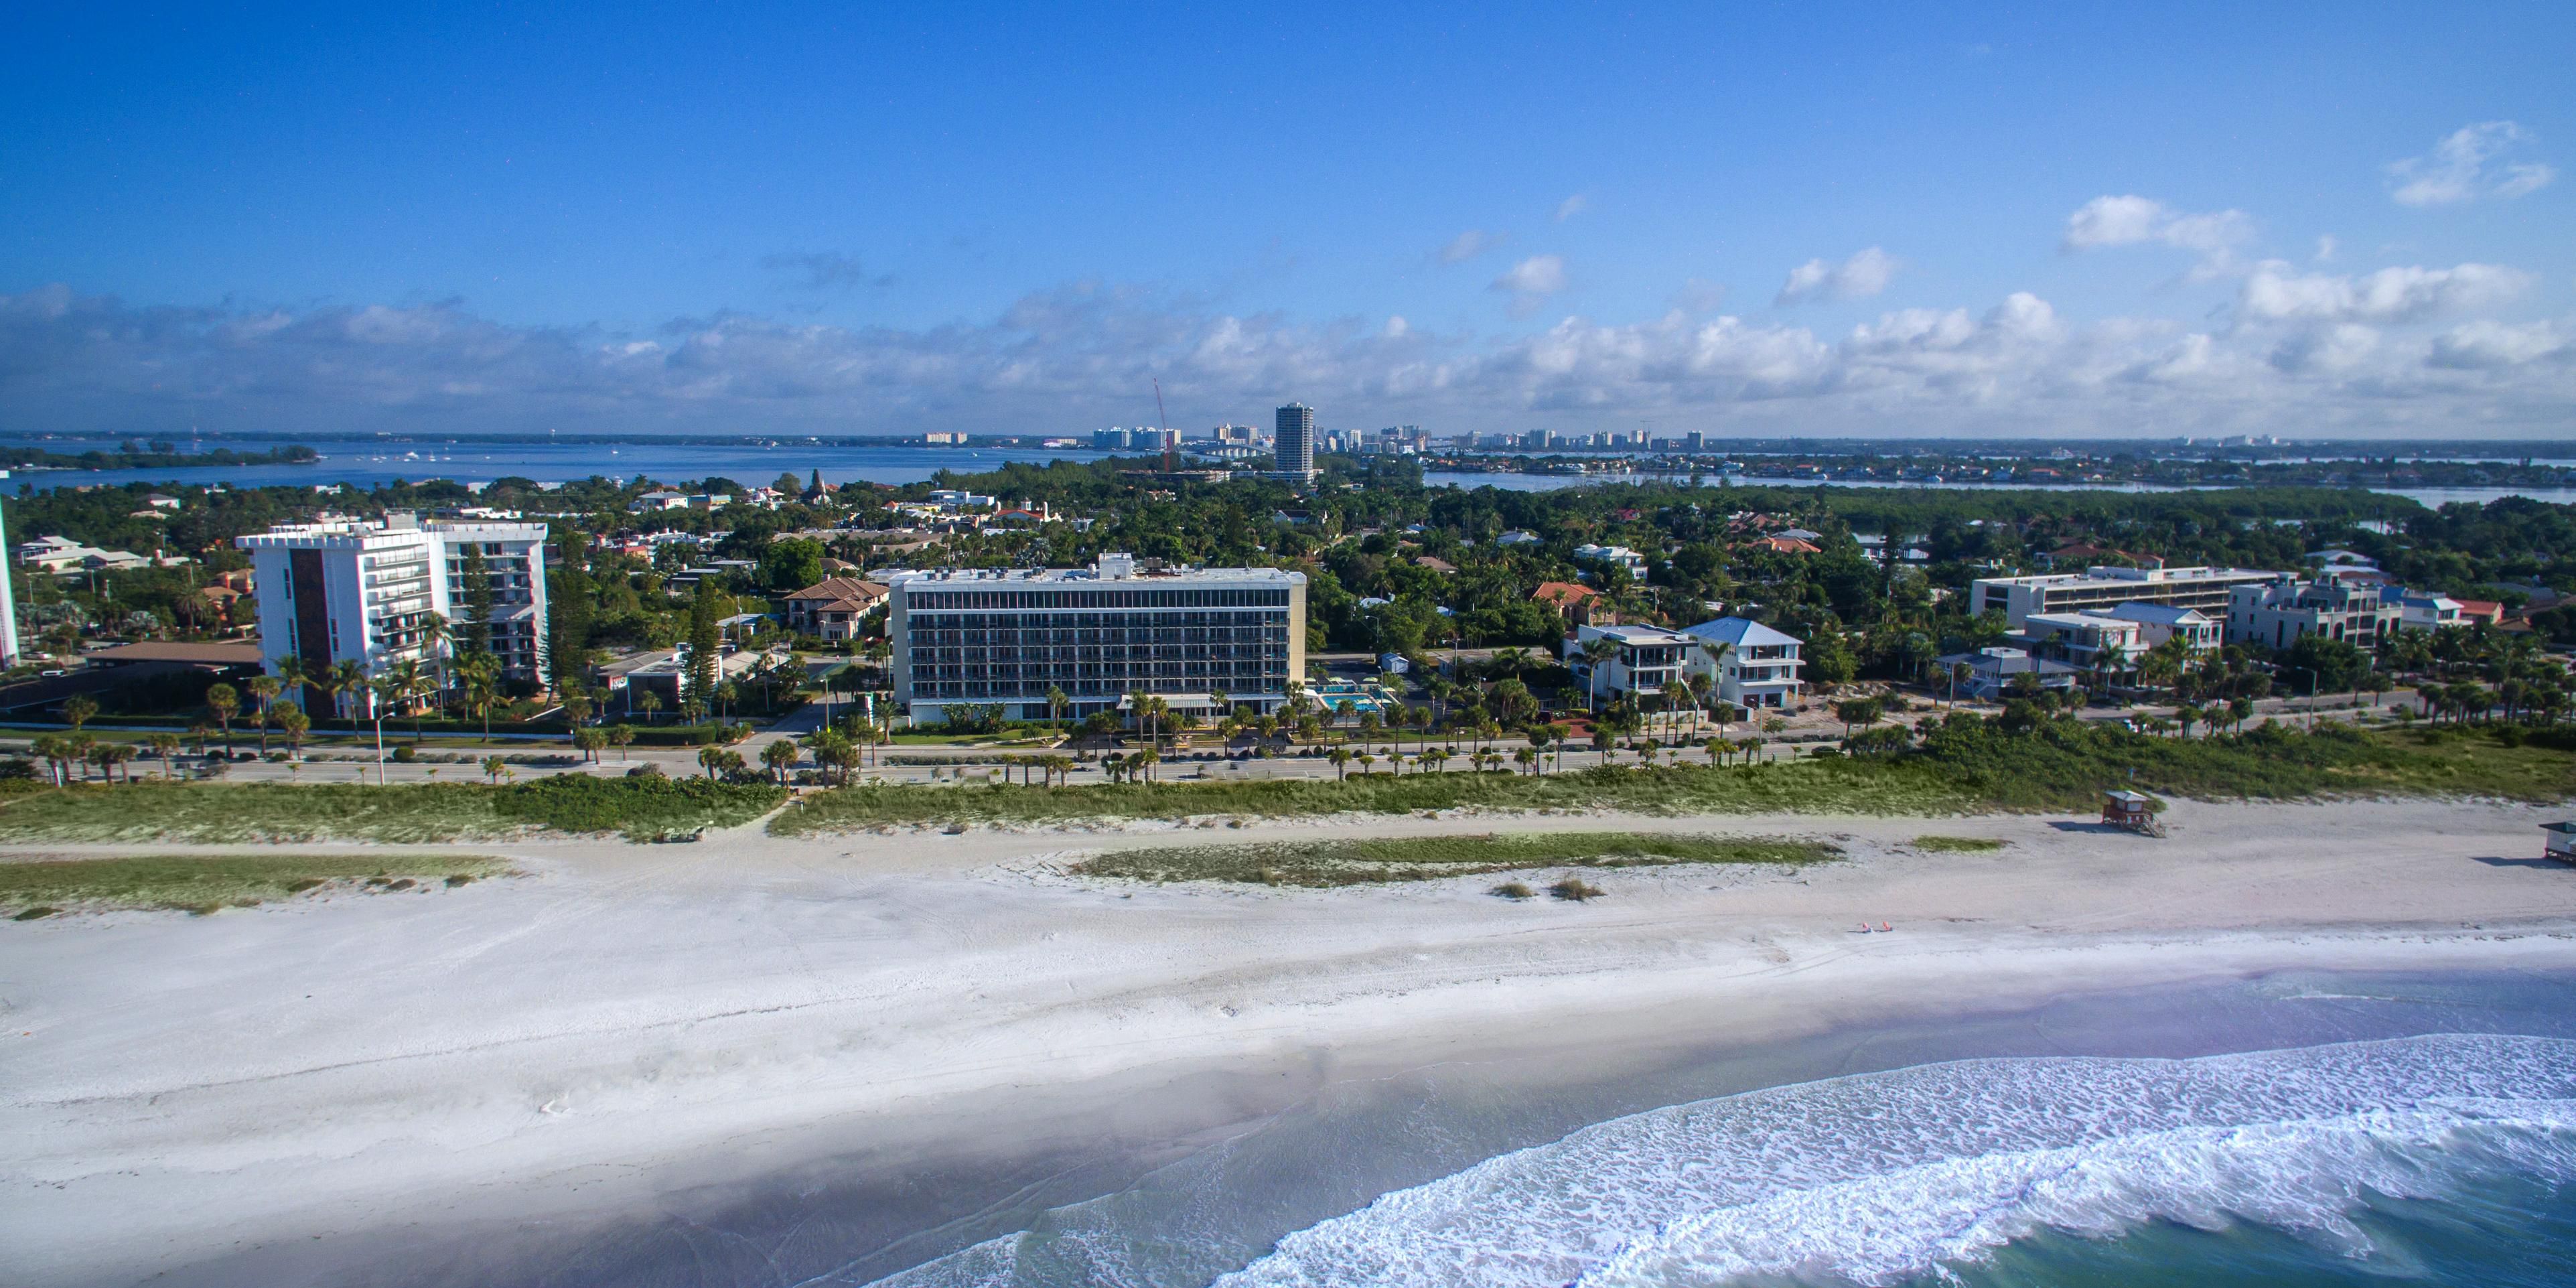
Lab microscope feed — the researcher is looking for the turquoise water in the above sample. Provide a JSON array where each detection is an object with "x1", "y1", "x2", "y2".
[{"x1": 881, "y1": 1033, "x2": 2576, "y2": 1288}]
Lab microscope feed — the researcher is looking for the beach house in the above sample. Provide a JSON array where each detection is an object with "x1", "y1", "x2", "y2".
[{"x1": 1679, "y1": 616, "x2": 1806, "y2": 710}]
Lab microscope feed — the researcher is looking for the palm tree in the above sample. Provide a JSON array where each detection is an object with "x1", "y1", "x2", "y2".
[
  {"x1": 325, "y1": 658, "x2": 366, "y2": 731},
  {"x1": 1046, "y1": 685, "x2": 1070, "y2": 738},
  {"x1": 456, "y1": 652, "x2": 501, "y2": 741},
  {"x1": 384, "y1": 658, "x2": 429, "y2": 738},
  {"x1": 608, "y1": 724, "x2": 636, "y2": 761},
  {"x1": 279, "y1": 707, "x2": 311, "y2": 758},
  {"x1": 1515, "y1": 745, "x2": 1538, "y2": 774},
  {"x1": 636, "y1": 689, "x2": 663, "y2": 725},
  {"x1": 246, "y1": 676, "x2": 282, "y2": 752},
  {"x1": 482, "y1": 754, "x2": 508, "y2": 784},
  {"x1": 205, "y1": 683, "x2": 240, "y2": 754},
  {"x1": 1329, "y1": 746, "x2": 1351, "y2": 780},
  {"x1": 147, "y1": 732, "x2": 182, "y2": 780},
  {"x1": 761, "y1": 738, "x2": 800, "y2": 782},
  {"x1": 63, "y1": 695, "x2": 98, "y2": 733},
  {"x1": 1580, "y1": 637, "x2": 1620, "y2": 713}
]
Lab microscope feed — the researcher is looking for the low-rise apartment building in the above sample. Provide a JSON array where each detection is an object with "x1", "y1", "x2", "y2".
[
  {"x1": 2225, "y1": 575, "x2": 2399, "y2": 652},
  {"x1": 1971, "y1": 565, "x2": 2278, "y2": 630},
  {"x1": 236, "y1": 513, "x2": 551, "y2": 711},
  {"x1": 887, "y1": 555, "x2": 1305, "y2": 724}
]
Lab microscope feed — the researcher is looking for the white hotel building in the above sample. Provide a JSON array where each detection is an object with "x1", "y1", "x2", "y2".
[
  {"x1": 1970, "y1": 565, "x2": 2279, "y2": 630},
  {"x1": 236, "y1": 514, "x2": 551, "y2": 711},
  {"x1": 887, "y1": 555, "x2": 1305, "y2": 724}
]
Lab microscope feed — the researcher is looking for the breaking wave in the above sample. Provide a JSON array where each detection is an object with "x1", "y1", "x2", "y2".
[{"x1": 874, "y1": 1035, "x2": 2576, "y2": 1287}]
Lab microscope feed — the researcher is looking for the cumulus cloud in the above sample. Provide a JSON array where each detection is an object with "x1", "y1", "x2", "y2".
[
  {"x1": 2237, "y1": 261, "x2": 2531, "y2": 326},
  {"x1": 1774, "y1": 247, "x2": 1898, "y2": 306},
  {"x1": 2060, "y1": 196, "x2": 2255, "y2": 277},
  {"x1": 2426, "y1": 319, "x2": 2571, "y2": 370},
  {"x1": 1436, "y1": 229, "x2": 1498, "y2": 265},
  {"x1": 1555, "y1": 194, "x2": 1589, "y2": 222},
  {"x1": 1491, "y1": 255, "x2": 1569, "y2": 315},
  {"x1": 760, "y1": 251, "x2": 892, "y2": 291},
  {"x1": 3, "y1": 279, "x2": 2567, "y2": 441},
  {"x1": 2386, "y1": 121, "x2": 2556, "y2": 206}
]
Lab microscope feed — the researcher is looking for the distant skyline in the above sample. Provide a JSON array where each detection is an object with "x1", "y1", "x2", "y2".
[{"x1": 3, "y1": 4, "x2": 2570, "y2": 441}]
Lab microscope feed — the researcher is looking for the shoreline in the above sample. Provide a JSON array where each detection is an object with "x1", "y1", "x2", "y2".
[{"x1": 5, "y1": 797, "x2": 2576, "y2": 1284}]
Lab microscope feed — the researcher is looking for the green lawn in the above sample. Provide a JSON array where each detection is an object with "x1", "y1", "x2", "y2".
[
  {"x1": 2, "y1": 852, "x2": 513, "y2": 916},
  {"x1": 1072, "y1": 831, "x2": 1841, "y2": 887},
  {"x1": 0, "y1": 776, "x2": 786, "y2": 844}
]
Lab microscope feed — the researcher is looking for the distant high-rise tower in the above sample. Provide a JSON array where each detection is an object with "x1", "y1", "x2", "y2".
[{"x1": 1274, "y1": 403, "x2": 1316, "y2": 477}]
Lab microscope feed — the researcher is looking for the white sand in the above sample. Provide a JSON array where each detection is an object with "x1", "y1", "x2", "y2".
[{"x1": 5, "y1": 796, "x2": 2575, "y2": 1285}]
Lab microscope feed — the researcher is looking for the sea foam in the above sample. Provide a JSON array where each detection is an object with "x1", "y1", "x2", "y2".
[{"x1": 871, "y1": 1035, "x2": 2576, "y2": 1288}]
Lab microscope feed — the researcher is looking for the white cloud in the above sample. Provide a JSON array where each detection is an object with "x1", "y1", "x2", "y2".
[
  {"x1": 1491, "y1": 255, "x2": 1569, "y2": 315},
  {"x1": 2313, "y1": 235, "x2": 2337, "y2": 263},
  {"x1": 4, "y1": 280, "x2": 2568, "y2": 441},
  {"x1": 2238, "y1": 261, "x2": 2531, "y2": 325},
  {"x1": 2426, "y1": 319, "x2": 2570, "y2": 370},
  {"x1": 1436, "y1": 229, "x2": 1498, "y2": 265},
  {"x1": 2386, "y1": 121, "x2": 2556, "y2": 206},
  {"x1": 2060, "y1": 196, "x2": 2255, "y2": 255},
  {"x1": 1774, "y1": 247, "x2": 1898, "y2": 306},
  {"x1": 2269, "y1": 324, "x2": 2380, "y2": 374},
  {"x1": 1555, "y1": 194, "x2": 1589, "y2": 222}
]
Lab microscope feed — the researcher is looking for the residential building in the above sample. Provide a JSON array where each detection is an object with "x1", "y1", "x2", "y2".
[
  {"x1": 1755, "y1": 534, "x2": 1822, "y2": 555},
  {"x1": 1680, "y1": 616, "x2": 1805, "y2": 709},
  {"x1": 783, "y1": 576, "x2": 889, "y2": 641},
  {"x1": 1936, "y1": 646, "x2": 2082, "y2": 701},
  {"x1": 2019, "y1": 612, "x2": 2149, "y2": 673},
  {"x1": 1563, "y1": 623, "x2": 1695, "y2": 704},
  {"x1": 2225, "y1": 575, "x2": 2399, "y2": 651},
  {"x1": 887, "y1": 555, "x2": 1305, "y2": 723},
  {"x1": 1573, "y1": 543, "x2": 1650, "y2": 582},
  {"x1": 1496, "y1": 529, "x2": 1542, "y2": 547},
  {"x1": 1971, "y1": 565, "x2": 2279, "y2": 629},
  {"x1": 2454, "y1": 599, "x2": 2505, "y2": 626},
  {"x1": 236, "y1": 513, "x2": 553, "y2": 711},
  {"x1": 1273, "y1": 403, "x2": 1317, "y2": 478},
  {"x1": 2388, "y1": 587, "x2": 2465, "y2": 632},
  {"x1": 1528, "y1": 581, "x2": 1602, "y2": 626},
  {"x1": 2086, "y1": 602, "x2": 2222, "y2": 652}
]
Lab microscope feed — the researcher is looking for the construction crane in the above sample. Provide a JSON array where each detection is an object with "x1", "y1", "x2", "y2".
[{"x1": 1153, "y1": 379, "x2": 1176, "y2": 474}]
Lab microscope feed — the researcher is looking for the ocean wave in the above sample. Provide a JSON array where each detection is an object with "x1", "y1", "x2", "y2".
[{"x1": 1214, "y1": 1035, "x2": 2576, "y2": 1288}]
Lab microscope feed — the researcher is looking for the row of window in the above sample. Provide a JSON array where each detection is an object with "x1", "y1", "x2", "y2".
[
  {"x1": 914, "y1": 676, "x2": 1287, "y2": 699},
  {"x1": 912, "y1": 630, "x2": 1283, "y2": 648},
  {"x1": 908, "y1": 610, "x2": 1287, "y2": 630},
  {"x1": 916, "y1": 646, "x2": 1285, "y2": 664},
  {"x1": 906, "y1": 587, "x2": 1293, "y2": 611},
  {"x1": 914, "y1": 664, "x2": 1286, "y2": 684}
]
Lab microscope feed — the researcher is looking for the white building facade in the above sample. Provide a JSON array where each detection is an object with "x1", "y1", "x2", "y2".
[
  {"x1": 887, "y1": 555, "x2": 1306, "y2": 724},
  {"x1": 236, "y1": 514, "x2": 552, "y2": 711},
  {"x1": 1565, "y1": 623, "x2": 1695, "y2": 705},
  {"x1": 1971, "y1": 565, "x2": 2279, "y2": 630},
  {"x1": 1680, "y1": 616, "x2": 1806, "y2": 709}
]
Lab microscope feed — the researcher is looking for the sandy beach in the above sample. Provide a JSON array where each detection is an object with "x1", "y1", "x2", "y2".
[{"x1": 7, "y1": 796, "x2": 2576, "y2": 1287}]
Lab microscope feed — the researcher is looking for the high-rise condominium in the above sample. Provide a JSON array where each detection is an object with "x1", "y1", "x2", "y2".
[{"x1": 1273, "y1": 403, "x2": 1316, "y2": 477}]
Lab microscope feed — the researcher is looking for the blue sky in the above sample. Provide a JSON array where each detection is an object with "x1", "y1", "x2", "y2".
[{"x1": 3, "y1": 3, "x2": 2569, "y2": 439}]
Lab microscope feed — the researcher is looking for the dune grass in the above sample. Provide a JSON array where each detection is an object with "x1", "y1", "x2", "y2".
[
  {"x1": 772, "y1": 760, "x2": 1973, "y2": 835},
  {"x1": 0, "y1": 777, "x2": 785, "y2": 844},
  {"x1": 1912, "y1": 835, "x2": 2007, "y2": 853},
  {"x1": 1069, "y1": 831, "x2": 1840, "y2": 888},
  {"x1": 0, "y1": 852, "x2": 513, "y2": 916}
]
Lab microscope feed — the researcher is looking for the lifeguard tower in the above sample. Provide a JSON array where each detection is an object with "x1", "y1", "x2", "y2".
[
  {"x1": 2101, "y1": 790, "x2": 2165, "y2": 837},
  {"x1": 2544, "y1": 821, "x2": 2576, "y2": 865}
]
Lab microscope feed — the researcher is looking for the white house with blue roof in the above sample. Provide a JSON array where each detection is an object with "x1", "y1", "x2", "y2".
[{"x1": 1681, "y1": 616, "x2": 1806, "y2": 709}]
